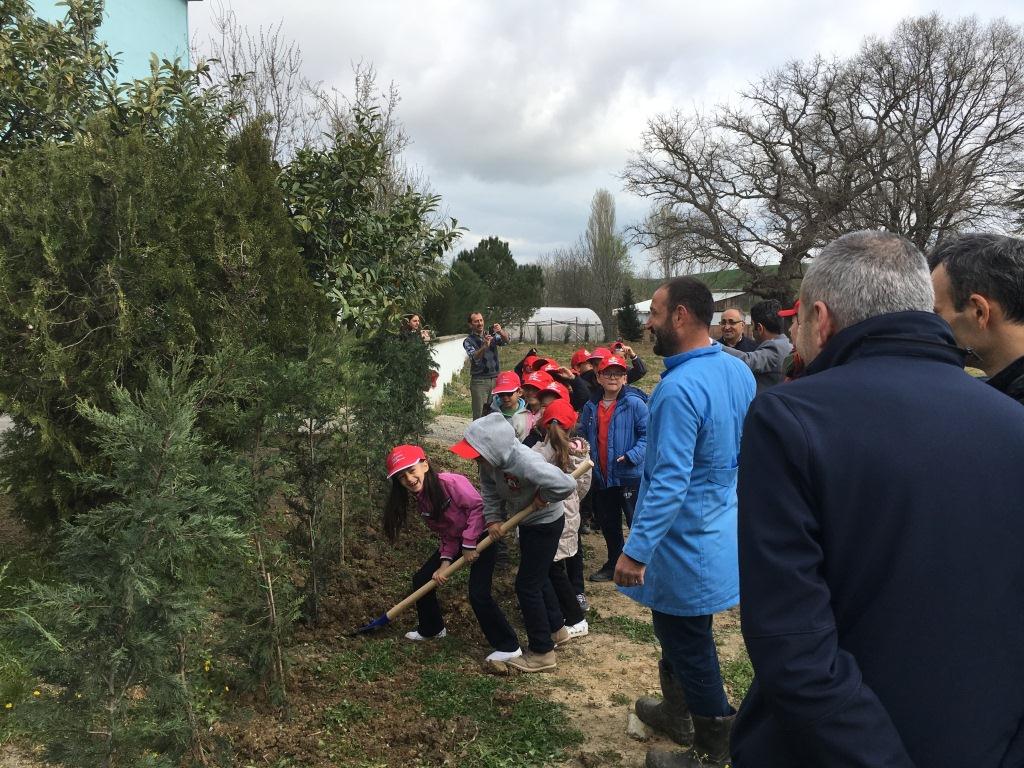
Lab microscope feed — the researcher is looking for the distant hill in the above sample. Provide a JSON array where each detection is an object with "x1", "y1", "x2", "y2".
[{"x1": 629, "y1": 265, "x2": 798, "y2": 300}]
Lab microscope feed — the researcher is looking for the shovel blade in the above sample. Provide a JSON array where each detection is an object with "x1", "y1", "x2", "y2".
[{"x1": 347, "y1": 612, "x2": 391, "y2": 636}]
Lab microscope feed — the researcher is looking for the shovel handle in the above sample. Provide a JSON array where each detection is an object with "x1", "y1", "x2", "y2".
[{"x1": 385, "y1": 459, "x2": 594, "y2": 622}]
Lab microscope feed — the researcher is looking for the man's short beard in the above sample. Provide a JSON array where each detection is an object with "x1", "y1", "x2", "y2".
[{"x1": 652, "y1": 324, "x2": 679, "y2": 357}]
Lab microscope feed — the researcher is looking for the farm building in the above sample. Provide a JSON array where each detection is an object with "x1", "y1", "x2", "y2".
[{"x1": 511, "y1": 307, "x2": 605, "y2": 344}]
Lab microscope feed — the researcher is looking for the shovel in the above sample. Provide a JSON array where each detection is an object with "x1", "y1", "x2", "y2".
[{"x1": 349, "y1": 459, "x2": 594, "y2": 636}]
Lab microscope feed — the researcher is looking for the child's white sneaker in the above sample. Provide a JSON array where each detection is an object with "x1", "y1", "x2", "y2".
[
  {"x1": 404, "y1": 628, "x2": 447, "y2": 641},
  {"x1": 566, "y1": 619, "x2": 589, "y2": 639},
  {"x1": 485, "y1": 647, "x2": 523, "y2": 662}
]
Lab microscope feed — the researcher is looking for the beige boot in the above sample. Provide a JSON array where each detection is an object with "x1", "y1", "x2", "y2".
[
  {"x1": 506, "y1": 650, "x2": 557, "y2": 673},
  {"x1": 551, "y1": 625, "x2": 571, "y2": 647}
]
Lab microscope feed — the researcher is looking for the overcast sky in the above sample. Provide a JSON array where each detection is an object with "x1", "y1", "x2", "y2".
[{"x1": 190, "y1": 1, "x2": 1024, "y2": 270}]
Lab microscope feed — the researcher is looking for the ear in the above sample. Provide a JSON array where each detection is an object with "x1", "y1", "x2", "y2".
[
  {"x1": 672, "y1": 303, "x2": 689, "y2": 329},
  {"x1": 814, "y1": 301, "x2": 837, "y2": 348},
  {"x1": 967, "y1": 293, "x2": 992, "y2": 329},
  {"x1": 754, "y1": 322, "x2": 765, "y2": 336}
]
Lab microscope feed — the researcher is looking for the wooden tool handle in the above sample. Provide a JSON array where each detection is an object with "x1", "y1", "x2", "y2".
[{"x1": 385, "y1": 458, "x2": 594, "y2": 621}]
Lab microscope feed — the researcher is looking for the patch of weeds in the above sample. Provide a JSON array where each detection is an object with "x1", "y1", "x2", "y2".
[
  {"x1": 467, "y1": 692, "x2": 584, "y2": 768},
  {"x1": 415, "y1": 668, "x2": 502, "y2": 719},
  {"x1": 590, "y1": 611, "x2": 657, "y2": 644},
  {"x1": 609, "y1": 692, "x2": 630, "y2": 706},
  {"x1": 325, "y1": 639, "x2": 409, "y2": 684},
  {"x1": 721, "y1": 651, "x2": 754, "y2": 702},
  {"x1": 616, "y1": 652, "x2": 632, "y2": 661},
  {"x1": 322, "y1": 698, "x2": 373, "y2": 728},
  {"x1": 411, "y1": 664, "x2": 583, "y2": 767}
]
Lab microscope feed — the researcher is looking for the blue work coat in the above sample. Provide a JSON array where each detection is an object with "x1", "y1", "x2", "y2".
[{"x1": 620, "y1": 343, "x2": 755, "y2": 615}]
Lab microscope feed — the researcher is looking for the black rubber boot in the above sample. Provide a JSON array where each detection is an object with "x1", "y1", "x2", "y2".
[
  {"x1": 635, "y1": 660, "x2": 693, "y2": 745},
  {"x1": 644, "y1": 712, "x2": 735, "y2": 768}
]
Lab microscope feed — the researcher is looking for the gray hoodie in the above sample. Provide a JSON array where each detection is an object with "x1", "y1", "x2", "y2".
[{"x1": 463, "y1": 413, "x2": 577, "y2": 526}]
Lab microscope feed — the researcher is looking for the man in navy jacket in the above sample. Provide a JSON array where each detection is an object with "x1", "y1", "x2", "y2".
[{"x1": 732, "y1": 230, "x2": 1024, "y2": 767}]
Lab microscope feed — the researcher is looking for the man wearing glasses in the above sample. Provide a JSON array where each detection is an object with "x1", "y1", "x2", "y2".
[{"x1": 717, "y1": 309, "x2": 757, "y2": 352}]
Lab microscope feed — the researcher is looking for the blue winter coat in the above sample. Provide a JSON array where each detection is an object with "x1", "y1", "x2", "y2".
[
  {"x1": 620, "y1": 343, "x2": 755, "y2": 615},
  {"x1": 732, "y1": 312, "x2": 1024, "y2": 768},
  {"x1": 577, "y1": 386, "x2": 648, "y2": 490}
]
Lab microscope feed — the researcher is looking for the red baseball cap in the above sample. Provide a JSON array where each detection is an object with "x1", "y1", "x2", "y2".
[
  {"x1": 541, "y1": 381, "x2": 570, "y2": 401},
  {"x1": 523, "y1": 354, "x2": 541, "y2": 370},
  {"x1": 540, "y1": 399, "x2": 577, "y2": 431},
  {"x1": 449, "y1": 438, "x2": 481, "y2": 460},
  {"x1": 587, "y1": 347, "x2": 612, "y2": 362},
  {"x1": 491, "y1": 371, "x2": 521, "y2": 394},
  {"x1": 522, "y1": 370, "x2": 553, "y2": 391},
  {"x1": 598, "y1": 354, "x2": 629, "y2": 373},
  {"x1": 537, "y1": 358, "x2": 561, "y2": 374},
  {"x1": 385, "y1": 444, "x2": 426, "y2": 478},
  {"x1": 570, "y1": 348, "x2": 591, "y2": 368},
  {"x1": 778, "y1": 300, "x2": 800, "y2": 318}
]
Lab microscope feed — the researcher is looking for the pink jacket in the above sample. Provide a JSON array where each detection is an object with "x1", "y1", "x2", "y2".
[{"x1": 416, "y1": 472, "x2": 486, "y2": 560}]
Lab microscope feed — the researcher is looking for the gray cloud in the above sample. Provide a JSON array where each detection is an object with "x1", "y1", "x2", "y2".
[{"x1": 191, "y1": 1, "x2": 1024, "y2": 267}]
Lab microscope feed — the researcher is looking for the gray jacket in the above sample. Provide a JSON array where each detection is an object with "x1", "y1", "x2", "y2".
[
  {"x1": 721, "y1": 335, "x2": 793, "y2": 393},
  {"x1": 464, "y1": 413, "x2": 577, "y2": 526}
]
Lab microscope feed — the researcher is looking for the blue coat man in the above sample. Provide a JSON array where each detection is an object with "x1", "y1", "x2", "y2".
[{"x1": 615, "y1": 278, "x2": 755, "y2": 768}]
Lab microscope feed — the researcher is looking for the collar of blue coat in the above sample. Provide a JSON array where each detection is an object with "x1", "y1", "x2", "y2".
[{"x1": 660, "y1": 340, "x2": 720, "y2": 377}]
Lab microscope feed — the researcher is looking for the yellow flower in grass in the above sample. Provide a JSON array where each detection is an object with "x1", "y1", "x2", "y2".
[
  {"x1": 4, "y1": 702, "x2": 12, "y2": 710},
  {"x1": 32, "y1": 690, "x2": 41, "y2": 697},
  {"x1": 203, "y1": 659, "x2": 212, "y2": 673}
]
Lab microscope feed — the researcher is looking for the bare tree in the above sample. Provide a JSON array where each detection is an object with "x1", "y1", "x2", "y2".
[
  {"x1": 196, "y1": 1, "x2": 324, "y2": 160},
  {"x1": 625, "y1": 14, "x2": 1024, "y2": 299},
  {"x1": 585, "y1": 189, "x2": 631, "y2": 341},
  {"x1": 540, "y1": 244, "x2": 589, "y2": 307}
]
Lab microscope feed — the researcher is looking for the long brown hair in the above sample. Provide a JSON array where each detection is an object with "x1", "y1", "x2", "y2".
[
  {"x1": 545, "y1": 422, "x2": 572, "y2": 472},
  {"x1": 382, "y1": 461, "x2": 448, "y2": 543}
]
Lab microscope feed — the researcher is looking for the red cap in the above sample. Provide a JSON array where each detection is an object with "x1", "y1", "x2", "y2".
[
  {"x1": 385, "y1": 444, "x2": 426, "y2": 478},
  {"x1": 491, "y1": 371, "x2": 521, "y2": 394},
  {"x1": 541, "y1": 381, "x2": 570, "y2": 401},
  {"x1": 523, "y1": 354, "x2": 541, "y2": 370},
  {"x1": 570, "y1": 348, "x2": 591, "y2": 368},
  {"x1": 540, "y1": 399, "x2": 577, "y2": 430},
  {"x1": 598, "y1": 354, "x2": 629, "y2": 372},
  {"x1": 587, "y1": 346, "x2": 612, "y2": 362},
  {"x1": 522, "y1": 370, "x2": 553, "y2": 391},
  {"x1": 778, "y1": 299, "x2": 800, "y2": 318},
  {"x1": 537, "y1": 358, "x2": 561, "y2": 374},
  {"x1": 449, "y1": 438, "x2": 481, "y2": 460}
]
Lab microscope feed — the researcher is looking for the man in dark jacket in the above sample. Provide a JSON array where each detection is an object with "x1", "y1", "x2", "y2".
[
  {"x1": 717, "y1": 308, "x2": 757, "y2": 352},
  {"x1": 928, "y1": 233, "x2": 1024, "y2": 406},
  {"x1": 732, "y1": 230, "x2": 1024, "y2": 767}
]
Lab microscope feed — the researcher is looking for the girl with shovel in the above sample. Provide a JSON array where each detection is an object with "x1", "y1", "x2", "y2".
[
  {"x1": 383, "y1": 444, "x2": 523, "y2": 664},
  {"x1": 450, "y1": 413, "x2": 579, "y2": 673}
]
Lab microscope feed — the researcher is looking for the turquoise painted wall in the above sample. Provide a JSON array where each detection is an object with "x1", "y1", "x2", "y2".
[{"x1": 33, "y1": 0, "x2": 193, "y2": 82}]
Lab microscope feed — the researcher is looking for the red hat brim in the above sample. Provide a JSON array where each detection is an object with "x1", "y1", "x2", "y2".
[{"x1": 449, "y1": 439, "x2": 481, "y2": 460}]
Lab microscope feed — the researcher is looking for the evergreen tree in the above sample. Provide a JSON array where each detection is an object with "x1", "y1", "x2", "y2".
[
  {"x1": 9, "y1": 359, "x2": 251, "y2": 767},
  {"x1": 617, "y1": 286, "x2": 644, "y2": 341}
]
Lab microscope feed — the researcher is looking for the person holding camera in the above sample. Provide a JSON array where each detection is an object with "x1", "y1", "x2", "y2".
[{"x1": 464, "y1": 312, "x2": 510, "y2": 419}]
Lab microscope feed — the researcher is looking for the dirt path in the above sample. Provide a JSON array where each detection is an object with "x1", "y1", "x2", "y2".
[{"x1": 424, "y1": 414, "x2": 747, "y2": 767}]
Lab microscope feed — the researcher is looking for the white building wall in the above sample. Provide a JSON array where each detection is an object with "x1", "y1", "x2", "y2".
[{"x1": 427, "y1": 335, "x2": 468, "y2": 409}]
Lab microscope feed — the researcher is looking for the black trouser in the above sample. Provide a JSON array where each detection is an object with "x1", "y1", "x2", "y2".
[
  {"x1": 566, "y1": 535, "x2": 585, "y2": 595},
  {"x1": 516, "y1": 517, "x2": 565, "y2": 653},
  {"x1": 593, "y1": 484, "x2": 638, "y2": 571},
  {"x1": 652, "y1": 611, "x2": 732, "y2": 717},
  {"x1": 580, "y1": 487, "x2": 595, "y2": 526},
  {"x1": 411, "y1": 539, "x2": 519, "y2": 652},
  {"x1": 549, "y1": 559, "x2": 585, "y2": 626}
]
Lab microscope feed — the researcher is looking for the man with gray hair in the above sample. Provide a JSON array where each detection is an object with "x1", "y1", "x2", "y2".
[
  {"x1": 929, "y1": 233, "x2": 1024, "y2": 405},
  {"x1": 731, "y1": 230, "x2": 1024, "y2": 767}
]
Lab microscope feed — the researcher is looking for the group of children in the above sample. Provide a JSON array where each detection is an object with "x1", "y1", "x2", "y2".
[{"x1": 383, "y1": 345, "x2": 650, "y2": 672}]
